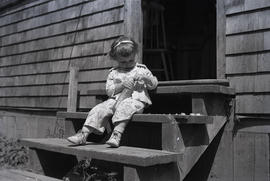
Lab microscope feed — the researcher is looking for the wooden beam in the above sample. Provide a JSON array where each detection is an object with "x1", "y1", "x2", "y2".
[
  {"x1": 124, "y1": 0, "x2": 143, "y2": 63},
  {"x1": 67, "y1": 66, "x2": 79, "y2": 112},
  {"x1": 217, "y1": 0, "x2": 226, "y2": 79}
]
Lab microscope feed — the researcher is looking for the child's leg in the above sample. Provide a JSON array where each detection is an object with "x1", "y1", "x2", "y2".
[
  {"x1": 112, "y1": 98, "x2": 145, "y2": 127},
  {"x1": 113, "y1": 121, "x2": 128, "y2": 134},
  {"x1": 106, "y1": 98, "x2": 145, "y2": 147},
  {"x1": 83, "y1": 98, "x2": 116, "y2": 134},
  {"x1": 67, "y1": 98, "x2": 116, "y2": 145}
]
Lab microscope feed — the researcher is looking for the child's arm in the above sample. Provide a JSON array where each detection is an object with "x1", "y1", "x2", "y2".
[
  {"x1": 134, "y1": 68, "x2": 158, "y2": 90},
  {"x1": 106, "y1": 71, "x2": 123, "y2": 97},
  {"x1": 106, "y1": 71, "x2": 134, "y2": 97}
]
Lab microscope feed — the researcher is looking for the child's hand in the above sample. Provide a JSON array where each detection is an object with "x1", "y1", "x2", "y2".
[
  {"x1": 122, "y1": 76, "x2": 134, "y2": 90},
  {"x1": 134, "y1": 74, "x2": 151, "y2": 85}
]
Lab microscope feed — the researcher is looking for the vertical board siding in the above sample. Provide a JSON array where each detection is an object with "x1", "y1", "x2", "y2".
[
  {"x1": 233, "y1": 132, "x2": 255, "y2": 181},
  {"x1": 0, "y1": 0, "x2": 125, "y2": 109},
  {"x1": 233, "y1": 132, "x2": 270, "y2": 181},
  {"x1": 226, "y1": 0, "x2": 270, "y2": 114}
]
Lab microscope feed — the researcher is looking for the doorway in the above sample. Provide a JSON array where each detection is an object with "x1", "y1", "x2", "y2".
[{"x1": 142, "y1": 0, "x2": 217, "y2": 81}]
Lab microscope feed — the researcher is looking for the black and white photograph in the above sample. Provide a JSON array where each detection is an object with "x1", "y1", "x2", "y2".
[{"x1": 0, "y1": 0, "x2": 269, "y2": 180}]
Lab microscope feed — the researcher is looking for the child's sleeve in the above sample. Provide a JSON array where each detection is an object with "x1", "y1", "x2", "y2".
[
  {"x1": 143, "y1": 67, "x2": 158, "y2": 90},
  {"x1": 105, "y1": 70, "x2": 116, "y2": 97}
]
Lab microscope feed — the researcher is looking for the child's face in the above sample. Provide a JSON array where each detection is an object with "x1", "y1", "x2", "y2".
[{"x1": 116, "y1": 52, "x2": 136, "y2": 68}]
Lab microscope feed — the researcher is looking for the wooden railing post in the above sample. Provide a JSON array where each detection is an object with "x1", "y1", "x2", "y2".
[{"x1": 67, "y1": 66, "x2": 79, "y2": 112}]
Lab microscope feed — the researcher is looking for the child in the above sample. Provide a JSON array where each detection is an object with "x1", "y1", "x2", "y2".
[{"x1": 67, "y1": 36, "x2": 158, "y2": 147}]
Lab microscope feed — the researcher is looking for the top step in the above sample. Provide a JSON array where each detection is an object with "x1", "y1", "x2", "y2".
[
  {"x1": 20, "y1": 138, "x2": 181, "y2": 167},
  {"x1": 86, "y1": 79, "x2": 235, "y2": 96},
  {"x1": 57, "y1": 112, "x2": 216, "y2": 124}
]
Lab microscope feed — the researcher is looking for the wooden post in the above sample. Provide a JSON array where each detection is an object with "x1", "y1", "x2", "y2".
[
  {"x1": 123, "y1": 163, "x2": 180, "y2": 181},
  {"x1": 216, "y1": 0, "x2": 226, "y2": 79},
  {"x1": 67, "y1": 66, "x2": 79, "y2": 112},
  {"x1": 124, "y1": 0, "x2": 143, "y2": 63},
  {"x1": 192, "y1": 94, "x2": 227, "y2": 116}
]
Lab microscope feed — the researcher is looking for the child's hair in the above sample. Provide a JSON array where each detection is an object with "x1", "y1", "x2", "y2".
[{"x1": 109, "y1": 36, "x2": 138, "y2": 60}]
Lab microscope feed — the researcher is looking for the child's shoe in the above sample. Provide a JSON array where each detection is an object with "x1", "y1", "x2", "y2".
[
  {"x1": 67, "y1": 130, "x2": 88, "y2": 145},
  {"x1": 106, "y1": 131, "x2": 122, "y2": 148}
]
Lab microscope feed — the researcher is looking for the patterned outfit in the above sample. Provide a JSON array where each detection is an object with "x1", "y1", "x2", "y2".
[{"x1": 83, "y1": 63, "x2": 158, "y2": 134}]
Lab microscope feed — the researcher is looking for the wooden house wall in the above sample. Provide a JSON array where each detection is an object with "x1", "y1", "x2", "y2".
[
  {"x1": 225, "y1": 0, "x2": 270, "y2": 115},
  {"x1": 0, "y1": 0, "x2": 128, "y2": 110}
]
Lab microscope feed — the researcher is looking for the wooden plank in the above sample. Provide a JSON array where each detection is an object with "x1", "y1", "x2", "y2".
[
  {"x1": 0, "y1": 169, "x2": 26, "y2": 181},
  {"x1": 258, "y1": 52, "x2": 270, "y2": 72},
  {"x1": 124, "y1": 0, "x2": 143, "y2": 63},
  {"x1": 227, "y1": 75, "x2": 255, "y2": 93},
  {"x1": 67, "y1": 66, "x2": 79, "y2": 112},
  {"x1": 0, "y1": 97, "x2": 68, "y2": 108},
  {"x1": 123, "y1": 163, "x2": 180, "y2": 181},
  {"x1": 158, "y1": 79, "x2": 230, "y2": 86},
  {"x1": 179, "y1": 116, "x2": 227, "y2": 179},
  {"x1": 0, "y1": 0, "x2": 84, "y2": 27},
  {"x1": 0, "y1": 8, "x2": 123, "y2": 47},
  {"x1": 0, "y1": 68, "x2": 109, "y2": 87},
  {"x1": 233, "y1": 132, "x2": 255, "y2": 181},
  {"x1": 80, "y1": 0, "x2": 124, "y2": 17},
  {"x1": 0, "y1": 0, "x2": 51, "y2": 18},
  {"x1": 235, "y1": 118, "x2": 270, "y2": 133},
  {"x1": 254, "y1": 134, "x2": 270, "y2": 181},
  {"x1": 226, "y1": 54, "x2": 258, "y2": 74},
  {"x1": 228, "y1": 73, "x2": 270, "y2": 93},
  {"x1": 227, "y1": 9, "x2": 258, "y2": 34},
  {"x1": 254, "y1": 74, "x2": 270, "y2": 92},
  {"x1": 0, "y1": 83, "x2": 107, "y2": 97},
  {"x1": 225, "y1": 0, "x2": 270, "y2": 15},
  {"x1": 226, "y1": 32, "x2": 266, "y2": 55},
  {"x1": 236, "y1": 94, "x2": 270, "y2": 115},
  {"x1": 0, "y1": 80, "x2": 235, "y2": 98},
  {"x1": 155, "y1": 85, "x2": 235, "y2": 95},
  {"x1": 1, "y1": 169, "x2": 62, "y2": 181},
  {"x1": 57, "y1": 112, "x2": 216, "y2": 124},
  {"x1": 0, "y1": 96, "x2": 98, "y2": 109},
  {"x1": 0, "y1": 169, "x2": 62, "y2": 181},
  {"x1": 0, "y1": 5, "x2": 81, "y2": 37},
  {"x1": 20, "y1": 138, "x2": 181, "y2": 167},
  {"x1": 0, "y1": 0, "x2": 124, "y2": 37},
  {"x1": 0, "y1": 23, "x2": 123, "y2": 57},
  {"x1": 226, "y1": 9, "x2": 270, "y2": 35},
  {"x1": 86, "y1": 82, "x2": 235, "y2": 95},
  {"x1": 0, "y1": 11, "x2": 124, "y2": 56},
  {"x1": 0, "y1": 55, "x2": 114, "y2": 77},
  {"x1": 217, "y1": 0, "x2": 226, "y2": 79},
  {"x1": 0, "y1": 37, "x2": 119, "y2": 68},
  {"x1": 208, "y1": 130, "x2": 234, "y2": 181}
]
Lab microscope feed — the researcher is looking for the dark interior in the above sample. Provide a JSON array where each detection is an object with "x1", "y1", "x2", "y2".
[{"x1": 142, "y1": 0, "x2": 217, "y2": 81}]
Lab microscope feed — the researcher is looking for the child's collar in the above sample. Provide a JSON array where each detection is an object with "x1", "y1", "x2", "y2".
[{"x1": 116, "y1": 62, "x2": 137, "y2": 71}]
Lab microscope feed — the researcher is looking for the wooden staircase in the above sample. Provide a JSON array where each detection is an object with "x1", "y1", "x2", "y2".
[{"x1": 19, "y1": 67, "x2": 235, "y2": 181}]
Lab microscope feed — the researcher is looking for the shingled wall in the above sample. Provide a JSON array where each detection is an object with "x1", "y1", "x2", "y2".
[
  {"x1": 0, "y1": 0, "x2": 126, "y2": 110},
  {"x1": 225, "y1": 0, "x2": 270, "y2": 115}
]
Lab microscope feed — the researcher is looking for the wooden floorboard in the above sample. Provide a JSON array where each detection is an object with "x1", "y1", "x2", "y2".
[{"x1": 0, "y1": 169, "x2": 61, "y2": 181}]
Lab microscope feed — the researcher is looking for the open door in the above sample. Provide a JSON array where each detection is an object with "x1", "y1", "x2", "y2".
[{"x1": 142, "y1": 0, "x2": 217, "y2": 81}]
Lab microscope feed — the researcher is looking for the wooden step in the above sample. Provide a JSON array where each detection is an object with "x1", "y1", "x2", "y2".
[
  {"x1": 57, "y1": 112, "x2": 215, "y2": 124},
  {"x1": 0, "y1": 169, "x2": 61, "y2": 181},
  {"x1": 86, "y1": 79, "x2": 234, "y2": 96},
  {"x1": 20, "y1": 138, "x2": 181, "y2": 167}
]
